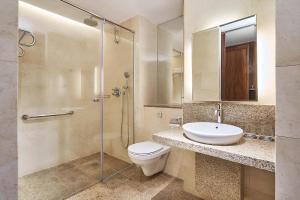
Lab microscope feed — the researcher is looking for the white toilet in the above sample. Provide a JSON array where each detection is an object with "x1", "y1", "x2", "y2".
[{"x1": 128, "y1": 141, "x2": 170, "y2": 176}]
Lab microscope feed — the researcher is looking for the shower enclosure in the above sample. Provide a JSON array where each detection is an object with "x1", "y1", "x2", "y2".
[{"x1": 18, "y1": 0, "x2": 134, "y2": 199}]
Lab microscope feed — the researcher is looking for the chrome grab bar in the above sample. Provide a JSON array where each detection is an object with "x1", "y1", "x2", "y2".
[{"x1": 22, "y1": 111, "x2": 74, "y2": 120}]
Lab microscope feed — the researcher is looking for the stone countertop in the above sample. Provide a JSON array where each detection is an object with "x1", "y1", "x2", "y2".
[{"x1": 152, "y1": 128, "x2": 275, "y2": 172}]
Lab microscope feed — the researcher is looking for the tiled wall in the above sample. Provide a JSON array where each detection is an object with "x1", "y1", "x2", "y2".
[
  {"x1": 0, "y1": 0, "x2": 18, "y2": 199},
  {"x1": 142, "y1": 106, "x2": 183, "y2": 142},
  {"x1": 244, "y1": 166, "x2": 275, "y2": 200},
  {"x1": 121, "y1": 16, "x2": 158, "y2": 143},
  {"x1": 142, "y1": 106, "x2": 205, "y2": 198},
  {"x1": 102, "y1": 25, "x2": 134, "y2": 163},
  {"x1": 18, "y1": 2, "x2": 102, "y2": 176},
  {"x1": 183, "y1": 102, "x2": 275, "y2": 136},
  {"x1": 142, "y1": 106, "x2": 184, "y2": 175},
  {"x1": 18, "y1": 2, "x2": 134, "y2": 176},
  {"x1": 276, "y1": 0, "x2": 300, "y2": 199}
]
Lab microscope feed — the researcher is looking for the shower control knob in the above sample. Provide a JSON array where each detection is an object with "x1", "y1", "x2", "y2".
[
  {"x1": 112, "y1": 87, "x2": 121, "y2": 97},
  {"x1": 93, "y1": 97, "x2": 100, "y2": 102}
]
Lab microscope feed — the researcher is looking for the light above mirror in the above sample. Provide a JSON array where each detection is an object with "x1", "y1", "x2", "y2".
[{"x1": 220, "y1": 16, "x2": 256, "y2": 32}]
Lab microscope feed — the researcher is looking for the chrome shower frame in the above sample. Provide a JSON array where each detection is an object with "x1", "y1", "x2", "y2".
[
  {"x1": 60, "y1": 0, "x2": 134, "y2": 34},
  {"x1": 59, "y1": 0, "x2": 135, "y2": 182}
]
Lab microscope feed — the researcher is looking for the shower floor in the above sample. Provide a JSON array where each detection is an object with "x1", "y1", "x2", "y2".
[
  {"x1": 19, "y1": 153, "x2": 202, "y2": 200},
  {"x1": 18, "y1": 153, "x2": 131, "y2": 200}
]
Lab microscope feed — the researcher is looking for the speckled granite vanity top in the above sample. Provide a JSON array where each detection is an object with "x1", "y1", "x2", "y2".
[{"x1": 153, "y1": 128, "x2": 275, "y2": 172}]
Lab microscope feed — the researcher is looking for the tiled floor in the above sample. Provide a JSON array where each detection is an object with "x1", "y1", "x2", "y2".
[
  {"x1": 18, "y1": 153, "x2": 131, "y2": 200},
  {"x1": 67, "y1": 167, "x2": 202, "y2": 200},
  {"x1": 19, "y1": 153, "x2": 202, "y2": 200}
]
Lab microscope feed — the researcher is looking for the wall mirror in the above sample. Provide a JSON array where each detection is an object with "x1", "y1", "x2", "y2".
[
  {"x1": 145, "y1": 16, "x2": 184, "y2": 108},
  {"x1": 157, "y1": 16, "x2": 184, "y2": 107},
  {"x1": 192, "y1": 16, "x2": 257, "y2": 102}
]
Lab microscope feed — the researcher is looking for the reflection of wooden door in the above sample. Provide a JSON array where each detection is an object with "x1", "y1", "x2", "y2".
[{"x1": 222, "y1": 43, "x2": 251, "y2": 101}]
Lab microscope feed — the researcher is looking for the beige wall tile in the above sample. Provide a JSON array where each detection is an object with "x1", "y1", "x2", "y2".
[
  {"x1": 0, "y1": 161, "x2": 18, "y2": 200},
  {"x1": 18, "y1": 3, "x2": 104, "y2": 176},
  {"x1": 276, "y1": 65, "x2": 300, "y2": 138},
  {"x1": 138, "y1": 16, "x2": 158, "y2": 106},
  {"x1": 276, "y1": 136, "x2": 300, "y2": 200},
  {"x1": 142, "y1": 107, "x2": 202, "y2": 198},
  {"x1": 244, "y1": 166, "x2": 275, "y2": 200},
  {"x1": 0, "y1": 112, "x2": 17, "y2": 166},
  {"x1": 0, "y1": 0, "x2": 17, "y2": 62},
  {"x1": 192, "y1": 27, "x2": 220, "y2": 101},
  {"x1": 276, "y1": 0, "x2": 300, "y2": 66},
  {"x1": 0, "y1": 0, "x2": 18, "y2": 198},
  {"x1": 121, "y1": 16, "x2": 158, "y2": 145},
  {"x1": 142, "y1": 106, "x2": 182, "y2": 142},
  {"x1": 276, "y1": 0, "x2": 300, "y2": 199},
  {"x1": 164, "y1": 147, "x2": 186, "y2": 179},
  {"x1": 0, "y1": 61, "x2": 17, "y2": 127},
  {"x1": 18, "y1": 2, "x2": 135, "y2": 175}
]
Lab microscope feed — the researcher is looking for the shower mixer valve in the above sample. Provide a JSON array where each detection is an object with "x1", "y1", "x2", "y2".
[{"x1": 112, "y1": 87, "x2": 121, "y2": 97}]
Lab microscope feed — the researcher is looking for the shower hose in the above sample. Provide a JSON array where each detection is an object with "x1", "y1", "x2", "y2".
[{"x1": 120, "y1": 88, "x2": 130, "y2": 148}]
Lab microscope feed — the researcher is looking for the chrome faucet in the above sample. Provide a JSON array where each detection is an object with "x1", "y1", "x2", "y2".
[
  {"x1": 214, "y1": 103, "x2": 223, "y2": 123},
  {"x1": 169, "y1": 117, "x2": 182, "y2": 128}
]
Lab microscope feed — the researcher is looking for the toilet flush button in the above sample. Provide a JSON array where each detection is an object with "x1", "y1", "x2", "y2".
[{"x1": 157, "y1": 112, "x2": 163, "y2": 118}]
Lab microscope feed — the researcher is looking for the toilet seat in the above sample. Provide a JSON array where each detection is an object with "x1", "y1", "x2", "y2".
[
  {"x1": 128, "y1": 141, "x2": 163, "y2": 155},
  {"x1": 128, "y1": 141, "x2": 170, "y2": 160},
  {"x1": 128, "y1": 141, "x2": 170, "y2": 176}
]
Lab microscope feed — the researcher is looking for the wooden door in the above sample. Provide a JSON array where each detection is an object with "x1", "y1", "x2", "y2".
[{"x1": 222, "y1": 43, "x2": 251, "y2": 101}]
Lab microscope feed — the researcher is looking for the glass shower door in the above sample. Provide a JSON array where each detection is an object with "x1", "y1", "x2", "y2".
[
  {"x1": 18, "y1": 1, "x2": 104, "y2": 199},
  {"x1": 18, "y1": 2, "x2": 135, "y2": 200},
  {"x1": 101, "y1": 22, "x2": 134, "y2": 179}
]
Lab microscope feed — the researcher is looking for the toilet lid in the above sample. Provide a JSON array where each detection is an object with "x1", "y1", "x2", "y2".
[{"x1": 128, "y1": 141, "x2": 163, "y2": 155}]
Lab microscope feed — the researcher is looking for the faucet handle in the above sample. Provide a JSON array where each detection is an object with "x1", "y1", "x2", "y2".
[
  {"x1": 112, "y1": 87, "x2": 121, "y2": 97},
  {"x1": 214, "y1": 110, "x2": 217, "y2": 115},
  {"x1": 169, "y1": 117, "x2": 182, "y2": 128}
]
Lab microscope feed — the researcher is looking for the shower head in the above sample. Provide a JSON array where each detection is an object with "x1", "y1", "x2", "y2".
[
  {"x1": 124, "y1": 72, "x2": 130, "y2": 79},
  {"x1": 114, "y1": 27, "x2": 120, "y2": 44},
  {"x1": 84, "y1": 16, "x2": 98, "y2": 27}
]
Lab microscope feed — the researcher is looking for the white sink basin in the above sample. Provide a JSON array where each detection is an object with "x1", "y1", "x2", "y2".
[{"x1": 182, "y1": 122, "x2": 243, "y2": 145}]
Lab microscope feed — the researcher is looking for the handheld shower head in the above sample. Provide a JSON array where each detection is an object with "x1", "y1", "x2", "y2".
[
  {"x1": 123, "y1": 72, "x2": 130, "y2": 90},
  {"x1": 124, "y1": 72, "x2": 130, "y2": 79}
]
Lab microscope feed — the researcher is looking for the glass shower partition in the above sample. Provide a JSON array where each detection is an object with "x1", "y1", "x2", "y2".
[
  {"x1": 18, "y1": 0, "x2": 104, "y2": 199},
  {"x1": 18, "y1": 1, "x2": 135, "y2": 199},
  {"x1": 101, "y1": 21, "x2": 134, "y2": 179}
]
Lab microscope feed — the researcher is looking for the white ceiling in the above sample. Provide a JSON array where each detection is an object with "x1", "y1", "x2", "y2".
[{"x1": 67, "y1": 0, "x2": 183, "y2": 24}]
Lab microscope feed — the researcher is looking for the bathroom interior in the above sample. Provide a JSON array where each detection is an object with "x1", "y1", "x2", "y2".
[{"x1": 0, "y1": 0, "x2": 299, "y2": 199}]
